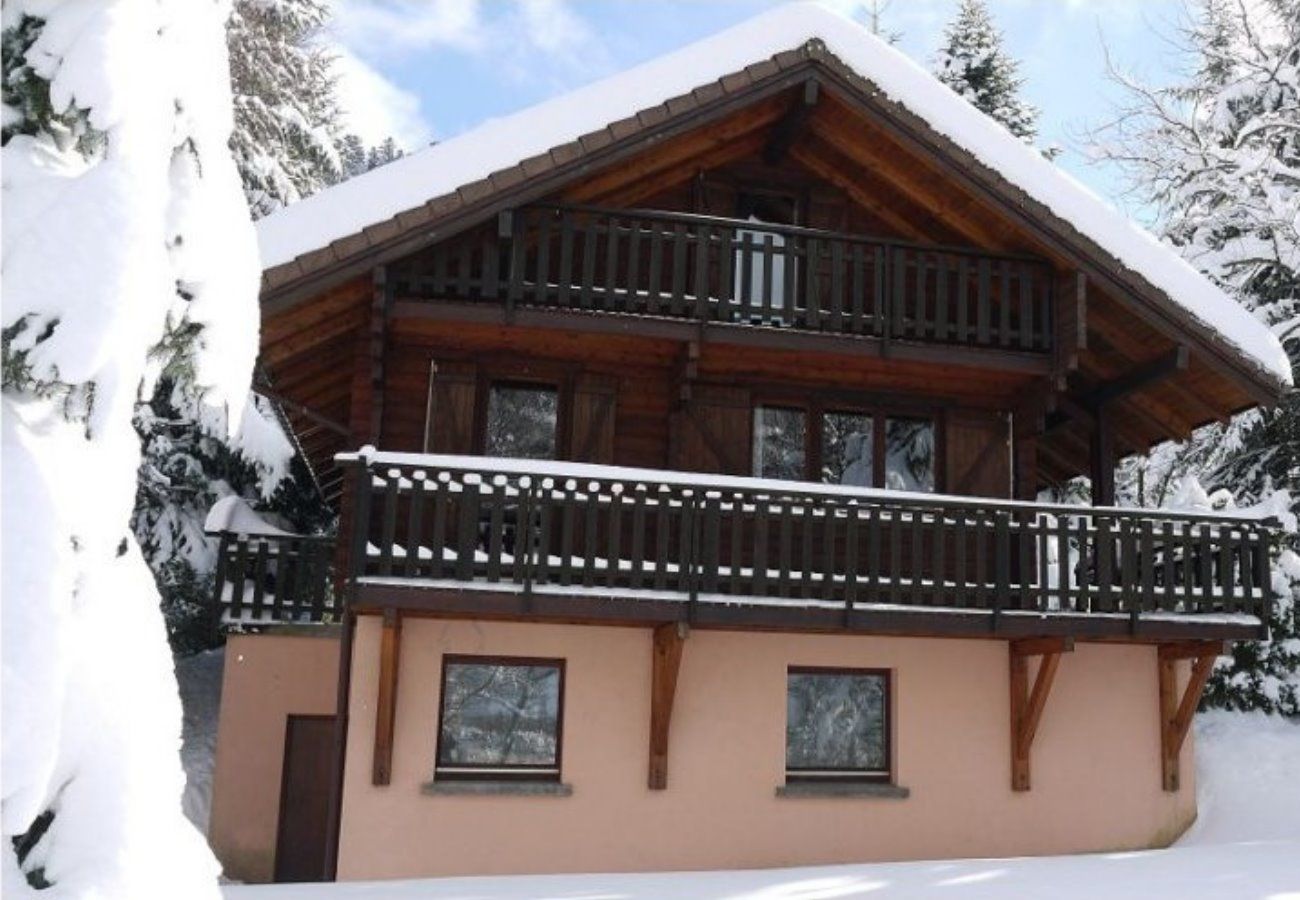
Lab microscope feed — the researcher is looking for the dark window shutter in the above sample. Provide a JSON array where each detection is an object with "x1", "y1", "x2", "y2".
[
  {"x1": 946, "y1": 410, "x2": 1011, "y2": 498},
  {"x1": 568, "y1": 374, "x2": 617, "y2": 463},
  {"x1": 673, "y1": 385, "x2": 753, "y2": 475},
  {"x1": 425, "y1": 364, "x2": 478, "y2": 454}
]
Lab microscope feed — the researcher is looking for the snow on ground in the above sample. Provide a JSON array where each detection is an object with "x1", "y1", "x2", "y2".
[
  {"x1": 179, "y1": 648, "x2": 226, "y2": 835},
  {"x1": 219, "y1": 710, "x2": 1300, "y2": 899}
]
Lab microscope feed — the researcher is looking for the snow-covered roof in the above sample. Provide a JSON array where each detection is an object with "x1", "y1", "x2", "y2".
[{"x1": 257, "y1": 2, "x2": 1290, "y2": 386}]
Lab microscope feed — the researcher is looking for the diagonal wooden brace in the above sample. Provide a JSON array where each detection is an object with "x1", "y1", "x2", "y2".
[
  {"x1": 1158, "y1": 641, "x2": 1224, "y2": 792},
  {"x1": 1009, "y1": 637, "x2": 1074, "y2": 791},
  {"x1": 648, "y1": 622, "x2": 688, "y2": 790}
]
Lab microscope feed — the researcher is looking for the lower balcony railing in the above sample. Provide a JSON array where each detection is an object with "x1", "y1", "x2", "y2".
[
  {"x1": 330, "y1": 452, "x2": 1276, "y2": 637},
  {"x1": 212, "y1": 532, "x2": 339, "y2": 624}
]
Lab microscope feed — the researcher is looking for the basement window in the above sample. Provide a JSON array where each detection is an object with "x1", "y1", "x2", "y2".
[
  {"x1": 435, "y1": 656, "x2": 565, "y2": 782},
  {"x1": 485, "y1": 383, "x2": 558, "y2": 460},
  {"x1": 785, "y1": 667, "x2": 891, "y2": 783}
]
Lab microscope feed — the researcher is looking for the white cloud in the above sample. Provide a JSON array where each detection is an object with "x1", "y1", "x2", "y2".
[{"x1": 331, "y1": 46, "x2": 432, "y2": 150}]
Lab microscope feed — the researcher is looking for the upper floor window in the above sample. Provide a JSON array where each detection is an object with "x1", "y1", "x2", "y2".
[
  {"x1": 885, "y1": 416, "x2": 936, "y2": 493},
  {"x1": 485, "y1": 382, "x2": 558, "y2": 460},
  {"x1": 753, "y1": 405, "x2": 937, "y2": 493},
  {"x1": 435, "y1": 656, "x2": 565, "y2": 781},
  {"x1": 753, "y1": 406, "x2": 806, "y2": 481},
  {"x1": 786, "y1": 667, "x2": 891, "y2": 783}
]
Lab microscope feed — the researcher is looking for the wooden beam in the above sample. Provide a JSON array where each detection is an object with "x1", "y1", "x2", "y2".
[
  {"x1": 763, "y1": 79, "x2": 819, "y2": 164},
  {"x1": 648, "y1": 621, "x2": 689, "y2": 789},
  {"x1": 372, "y1": 608, "x2": 402, "y2": 786},
  {"x1": 1092, "y1": 346, "x2": 1189, "y2": 408},
  {"x1": 1158, "y1": 642, "x2": 1221, "y2": 791},
  {"x1": 368, "y1": 266, "x2": 391, "y2": 444},
  {"x1": 255, "y1": 386, "x2": 350, "y2": 437},
  {"x1": 1052, "y1": 270, "x2": 1086, "y2": 386},
  {"x1": 1090, "y1": 404, "x2": 1116, "y2": 506},
  {"x1": 1009, "y1": 637, "x2": 1074, "y2": 791}
]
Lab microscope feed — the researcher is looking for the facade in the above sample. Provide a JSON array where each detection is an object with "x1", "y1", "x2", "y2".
[{"x1": 207, "y1": 5, "x2": 1289, "y2": 885}]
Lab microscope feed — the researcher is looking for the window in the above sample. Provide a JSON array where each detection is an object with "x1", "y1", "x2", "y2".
[
  {"x1": 884, "y1": 416, "x2": 936, "y2": 493},
  {"x1": 754, "y1": 403, "x2": 938, "y2": 492},
  {"x1": 753, "y1": 406, "x2": 806, "y2": 480},
  {"x1": 435, "y1": 657, "x2": 564, "y2": 781},
  {"x1": 821, "y1": 411, "x2": 874, "y2": 487},
  {"x1": 485, "y1": 383, "x2": 558, "y2": 460},
  {"x1": 733, "y1": 215, "x2": 789, "y2": 314},
  {"x1": 786, "y1": 667, "x2": 890, "y2": 782}
]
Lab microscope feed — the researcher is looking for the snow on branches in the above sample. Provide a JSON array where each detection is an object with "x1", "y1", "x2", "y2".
[{"x1": 2, "y1": 0, "x2": 259, "y2": 894}]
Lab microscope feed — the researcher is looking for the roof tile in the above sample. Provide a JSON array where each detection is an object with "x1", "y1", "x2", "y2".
[
  {"x1": 608, "y1": 115, "x2": 643, "y2": 141},
  {"x1": 578, "y1": 127, "x2": 616, "y2": 153},
  {"x1": 361, "y1": 217, "x2": 402, "y2": 244},
  {"x1": 636, "y1": 103, "x2": 672, "y2": 128}
]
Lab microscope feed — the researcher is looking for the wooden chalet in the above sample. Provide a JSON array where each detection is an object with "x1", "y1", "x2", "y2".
[{"x1": 206, "y1": 5, "x2": 1290, "y2": 886}]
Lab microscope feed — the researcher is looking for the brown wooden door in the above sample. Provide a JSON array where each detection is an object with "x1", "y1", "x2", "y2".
[{"x1": 274, "y1": 714, "x2": 336, "y2": 884}]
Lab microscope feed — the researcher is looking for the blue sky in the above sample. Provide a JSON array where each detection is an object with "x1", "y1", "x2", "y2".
[{"x1": 328, "y1": 0, "x2": 1195, "y2": 215}]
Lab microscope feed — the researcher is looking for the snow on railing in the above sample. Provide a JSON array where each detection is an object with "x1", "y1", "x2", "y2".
[{"x1": 338, "y1": 453, "x2": 1277, "y2": 630}]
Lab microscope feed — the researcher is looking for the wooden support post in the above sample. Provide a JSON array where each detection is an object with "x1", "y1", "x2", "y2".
[
  {"x1": 1009, "y1": 637, "x2": 1074, "y2": 791},
  {"x1": 1052, "y1": 270, "x2": 1086, "y2": 388},
  {"x1": 1090, "y1": 405, "x2": 1115, "y2": 507},
  {"x1": 648, "y1": 621, "x2": 689, "y2": 790},
  {"x1": 1158, "y1": 641, "x2": 1222, "y2": 792},
  {"x1": 372, "y1": 608, "x2": 402, "y2": 786}
]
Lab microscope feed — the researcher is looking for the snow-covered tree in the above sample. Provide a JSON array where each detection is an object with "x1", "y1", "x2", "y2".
[
  {"x1": 227, "y1": 0, "x2": 340, "y2": 218},
  {"x1": 2, "y1": 0, "x2": 260, "y2": 893},
  {"x1": 1095, "y1": 0, "x2": 1300, "y2": 715},
  {"x1": 933, "y1": 0, "x2": 1039, "y2": 142},
  {"x1": 338, "y1": 132, "x2": 405, "y2": 179}
]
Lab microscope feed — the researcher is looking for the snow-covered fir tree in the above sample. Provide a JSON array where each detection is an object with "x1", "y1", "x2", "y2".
[
  {"x1": 227, "y1": 0, "x2": 340, "y2": 218},
  {"x1": 2, "y1": 0, "x2": 259, "y2": 894},
  {"x1": 933, "y1": 0, "x2": 1039, "y2": 142},
  {"x1": 338, "y1": 132, "x2": 406, "y2": 179},
  {"x1": 1095, "y1": 0, "x2": 1300, "y2": 715}
]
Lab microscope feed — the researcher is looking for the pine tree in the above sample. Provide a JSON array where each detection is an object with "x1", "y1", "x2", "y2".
[
  {"x1": 932, "y1": 0, "x2": 1039, "y2": 142},
  {"x1": 135, "y1": 0, "x2": 370, "y2": 654},
  {"x1": 1097, "y1": 0, "x2": 1300, "y2": 715},
  {"x1": 2, "y1": 1, "x2": 258, "y2": 892},
  {"x1": 227, "y1": 0, "x2": 341, "y2": 219}
]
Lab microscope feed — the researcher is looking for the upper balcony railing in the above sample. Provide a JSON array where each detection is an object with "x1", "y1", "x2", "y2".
[
  {"x1": 328, "y1": 452, "x2": 1273, "y2": 640},
  {"x1": 395, "y1": 204, "x2": 1056, "y2": 355}
]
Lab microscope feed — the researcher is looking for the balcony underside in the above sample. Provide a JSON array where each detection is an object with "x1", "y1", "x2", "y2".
[{"x1": 351, "y1": 578, "x2": 1265, "y2": 643}]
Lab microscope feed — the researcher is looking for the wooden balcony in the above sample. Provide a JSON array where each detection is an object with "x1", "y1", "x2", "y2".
[
  {"x1": 298, "y1": 452, "x2": 1274, "y2": 642},
  {"x1": 393, "y1": 204, "x2": 1056, "y2": 357},
  {"x1": 212, "y1": 532, "x2": 340, "y2": 625}
]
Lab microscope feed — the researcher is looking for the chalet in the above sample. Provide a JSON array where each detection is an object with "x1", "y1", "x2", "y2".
[{"x1": 206, "y1": 4, "x2": 1291, "y2": 885}]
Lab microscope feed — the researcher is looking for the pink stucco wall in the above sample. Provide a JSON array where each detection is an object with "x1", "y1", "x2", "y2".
[
  {"x1": 337, "y1": 618, "x2": 1198, "y2": 880},
  {"x1": 209, "y1": 631, "x2": 340, "y2": 883}
]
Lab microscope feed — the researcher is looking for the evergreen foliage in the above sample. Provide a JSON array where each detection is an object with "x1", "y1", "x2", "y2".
[
  {"x1": 932, "y1": 0, "x2": 1039, "y2": 142},
  {"x1": 1097, "y1": 0, "x2": 1300, "y2": 715},
  {"x1": 227, "y1": 0, "x2": 341, "y2": 219}
]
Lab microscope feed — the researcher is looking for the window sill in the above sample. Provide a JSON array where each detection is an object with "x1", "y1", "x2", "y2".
[
  {"x1": 775, "y1": 781, "x2": 910, "y2": 800},
  {"x1": 421, "y1": 779, "x2": 573, "y2": 797}
]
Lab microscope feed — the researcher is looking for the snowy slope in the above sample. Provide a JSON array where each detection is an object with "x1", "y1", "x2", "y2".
[
  {"x1": 255, "y1": 2, "x2": 1289, "y2": 385},
  {"x1": 219, "y1": 711, "x2": 1300, "y2": 899},
  {"x1": 178, "y1": 649, "x2": 226, "y2": 835}
]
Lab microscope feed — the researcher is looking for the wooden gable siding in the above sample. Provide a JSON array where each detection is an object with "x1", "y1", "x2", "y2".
[{"x1": 257, "y1": 74, "x2": 1277, "y2": 500}]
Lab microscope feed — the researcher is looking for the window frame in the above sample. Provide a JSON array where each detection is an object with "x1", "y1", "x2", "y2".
[
  {"x1": 433, "y1": 654, "x2": 567, "y2": 783},
  {"x1": 784, "y1": 665, "x2": 894, "y2": 785},
  {"x1": 475, "y1": 375, "x2": 568, "y2": 460},
  {"x1": 751, "y1": 394, "x2": 945, "y2": 492}
]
